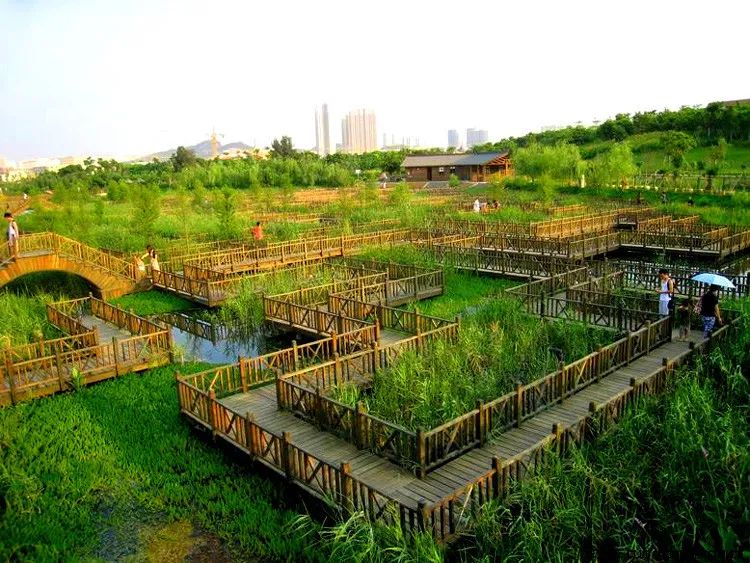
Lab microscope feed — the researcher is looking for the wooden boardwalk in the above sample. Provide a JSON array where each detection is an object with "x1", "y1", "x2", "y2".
[
  {"x1": 179, "y1": 317, "x2": 731, "y2": 541},
  {"x1": 1, "y1": 297, "x2": 172, "y2": 406}
]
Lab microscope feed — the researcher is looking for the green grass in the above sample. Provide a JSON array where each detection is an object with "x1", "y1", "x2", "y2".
[
  {"x1": 405, "y1": 271, "x2": 518, "y2": 319},
  {"x1": 109, "y1": 290, "x2": 196, "y2": 316},
  {"x1": 0, "y1": 363, "x2": 319, "y2": 561}
]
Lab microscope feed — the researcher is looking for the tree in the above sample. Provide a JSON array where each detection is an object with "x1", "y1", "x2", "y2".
[
  {"x1": 213, "y1": 188, "x2": 239, "y2": 236},
  {"x1": 513, "y1": 143, "x2": 582, "y2": 184},
  {"x1": 662, "y1": 131, "x2": 695, "y2": 169},
  {"x1": 130, "y1": 184, "x2": 161, "y2": 241},
  {"x1": 708, "y1": 137, "x2": 728, "y2": 169},
  {"x1": 270, "y1": 136, "x2": 295, "y2": 159},
  {"x1": 170, "y1": 146, "x2": 198, "y2": 172},
  {"x1": 588, "y1": 143, "x2": 637, "y2": 187}
]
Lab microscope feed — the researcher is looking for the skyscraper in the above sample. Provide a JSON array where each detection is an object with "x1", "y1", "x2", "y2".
[
  {"x1": 341, "y1": 109, "x2": 377, "y2": 154},
  {"x1": 315, "y1": 104, "x2": 331, "y2": 156},
  {"x1": 447, "y1": 129, "x2": 460, "y2": 149},
  {"x1": 466, "y1": 128, "x2": 489, "y2": 148}
]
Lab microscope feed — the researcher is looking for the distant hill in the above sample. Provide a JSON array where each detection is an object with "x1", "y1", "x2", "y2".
[{"x1": 136, "y1": 140, "x2": 253, "y2": 162}]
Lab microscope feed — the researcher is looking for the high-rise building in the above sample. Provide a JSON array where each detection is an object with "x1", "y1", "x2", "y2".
[
  {"x1": 315, "y1": 104, "x2": 331, "y2": 156},
  {"x1": 466, "y1": 128, "x2": 489, "y2": 148},
  {"x1": 447, "y1": 129, "x2": 460, "y2": 149},
  {"x1": 341, "y1": 109, "x2": 377, "y2": 154}
]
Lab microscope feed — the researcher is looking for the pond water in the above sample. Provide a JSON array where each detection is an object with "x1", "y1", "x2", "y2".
[{"x1": 155, "y1": 311, "x2": 307, "y2": 364}]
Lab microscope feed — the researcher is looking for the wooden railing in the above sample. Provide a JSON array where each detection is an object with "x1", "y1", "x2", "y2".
[
  {"x1": 1, "y1": 331, "x2": 171, "y2": 406},
  {"x1": 2, "y1": 332, "x2": 98, "y2": 364},
  {"x1": 264, "y1": 296, "x2": 371, "y2": 335},
  {"x1": 421, "y1": 316, "x2": 737, "y2": 541},
  {"x1": 90, "y1": 298, "x2": 164, "y2": 335},
  {"x1": 415, "y1": 316, "x2": 671, "y2": 474},
  {"x1": 46, "y1": 299, "x2": 93, "y2": 337},
  {"x1": 176, "y1": 378, "x2": 417, "y2": 531},
  {"x1": 176, "y1": 297, "x2": 740, "y2": 543},
  {"x1": 276, "y1": 313, "x2": 669, "y2": 476},
  {"x1": 180, "y1": 326, "x2": 379, "y2": 397},
  {"x1": 11, "y1": 232, "x2": 138, "y2": 280}
]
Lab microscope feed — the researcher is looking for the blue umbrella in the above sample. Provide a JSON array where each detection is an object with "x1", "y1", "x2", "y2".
[{"x1": 691, "y1": 272, "x2": 735, "y2": 289}]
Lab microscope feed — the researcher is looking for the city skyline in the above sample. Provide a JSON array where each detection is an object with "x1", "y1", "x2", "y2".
[
  {"x1": 1, "y1": 1, "x2": 748, "y2": 161},
  {"x1": 314, "y1": 104, "x2": 331, "y2": 156},
  {"x1": 340, "y1": 109, "x2": 377, "y2": 154}
]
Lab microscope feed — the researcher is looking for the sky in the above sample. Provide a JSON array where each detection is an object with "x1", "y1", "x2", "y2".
[{"x1": 0, "y1": 0, "x2": 748, "y2": 161}]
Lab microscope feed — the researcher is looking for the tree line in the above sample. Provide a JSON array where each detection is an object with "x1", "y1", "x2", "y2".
[{"x1": 472, "y1": 102, "x2": 750, "y2": 153}]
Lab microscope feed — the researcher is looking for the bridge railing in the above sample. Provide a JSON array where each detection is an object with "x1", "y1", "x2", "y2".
[{"x1": 263, "y1": 297, "x2": 371, "y2": 336}]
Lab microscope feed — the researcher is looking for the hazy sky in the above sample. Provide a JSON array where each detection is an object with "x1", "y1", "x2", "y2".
[{"x1": 1, "y1": 0, "x2": 748, "y2": 160}]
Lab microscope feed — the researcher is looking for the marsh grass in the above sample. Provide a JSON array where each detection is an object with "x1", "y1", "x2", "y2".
[
  {"x1": 331, "y1": 298, "x2": 612, "y2": 430},
  {"x1": 465, "y1": 345, "x2": 750, "y2": 561},
  {"x1": 0, "y1": 293, "x2": 65, "y2": 346},
  {"x1": 110, "y1": 290, "x2": 195, "y2": 316},
  {"x1": 0, "y1": 363, "x2": 316, "y2": 561},
  {"x1": 219, "y1": 267, "x2": 337, "y2": 331}
]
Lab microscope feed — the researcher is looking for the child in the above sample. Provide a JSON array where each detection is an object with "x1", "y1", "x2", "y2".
[{"x1": 676, "y1": 297, "x2": 693, "y2": 341}]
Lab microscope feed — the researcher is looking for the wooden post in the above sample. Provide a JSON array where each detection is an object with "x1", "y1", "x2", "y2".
[
  {"x1": 111, "y1": 336, "x2": 119, "y2": 376},
  {"x1": 281, "y1": 431, "x2": 293, "y2": 480},
  {"x1": 340, "y1": 462, "x2": 353, "y2": 512},
  {"x1": 553, "y1": 422, "x2": 563, "y2": 455},
  {"x1": 417, "y1": 500, "x2": 429, "y2": 533},
  {"x1": 208, "y1": 389, "x2": 217, "y2": 439},
  {"x1": 515, "y1": 381, "x2": 523, "y2": 428},
  {"x1": 292, "y1": 340, "x2": 299, "y2": 371},
  {"x1": 354, "y1": 400, "x2": 365, "y2": 449},
  {"x1": 645, "y1": 321, "x2": 651, "y2": 353},
  {"x1": 53, "y1": 349, "x2": 66, "y2": 393},
  {"x1": 491, "y1": 456, "x2": 502, "y2": 498},
  {"x1": 416, "y1": 427, "x2": 426, "y2": 478},
  {"x1": 239, "y1": 356, "x2": 248, "y2": 392},
  {"x1": 557, "y1": 361, "x2": 565, "y2": 402},
  {"x1": 476, "y1": 400, "x2": 486, "y2": 446},
  {"x1": 1, "y1": 338, "x2": 20, "y2": 398},
  {"x1": 242, "y1": 412, "x2": 259, "y2": 459},
  {"x1": 275, "y1": 373, "x2": 283, "y2": 409}
]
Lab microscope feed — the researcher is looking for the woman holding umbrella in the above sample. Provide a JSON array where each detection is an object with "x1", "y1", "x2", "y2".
[
  {"x1": 692, "y1": 271, "x2": 733, "y2": 338},
  {"x1": 698, "y1": 285, "x2": 723, "y2": 338}
]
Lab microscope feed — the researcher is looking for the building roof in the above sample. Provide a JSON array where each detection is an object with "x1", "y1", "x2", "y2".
[{"x1": 402, "y1": 152, "x2": 509, "y2": 167}]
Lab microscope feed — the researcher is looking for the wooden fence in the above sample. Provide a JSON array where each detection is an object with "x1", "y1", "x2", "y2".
[
  {"x1": 180, "y1": 326, "x2": 379, "y2": 397},
  {"x1": 1, "y1": 331, "x2": 171, "y2": 406},
  {"x1": 420, "y1": 317, "x2": 737, "y2": 541},
  {"x1": 6, "y1": 232, "x2": 138, "y2": 280}
]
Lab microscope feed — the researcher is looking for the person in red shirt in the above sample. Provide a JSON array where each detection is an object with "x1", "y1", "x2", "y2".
[{"x1": 252, "y1": 221, "x2": 263, "y2": 242}]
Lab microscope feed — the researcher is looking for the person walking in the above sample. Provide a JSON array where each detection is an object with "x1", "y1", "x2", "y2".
[
  {"x1": 676, "y1": 297, "x2": 694, "y2": 341},
  {"x1": 656, "y1": 268, "x2": 675, "y2": 317},
  {"x1": 472, "y1": 199, "x2": 481, "y2": 213},
  {"x1": 141, "y1": 245, "x2": 159, "y2": 277},
  {"x1": 697, "y1": 285, "x2": 722, "y2": 339},
  {"x1": 4, "y1": 211, "x2": 19, "y2": 260},
  {"x1": 252, "y1": 221, "x2": 264, "y2": 242}
]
